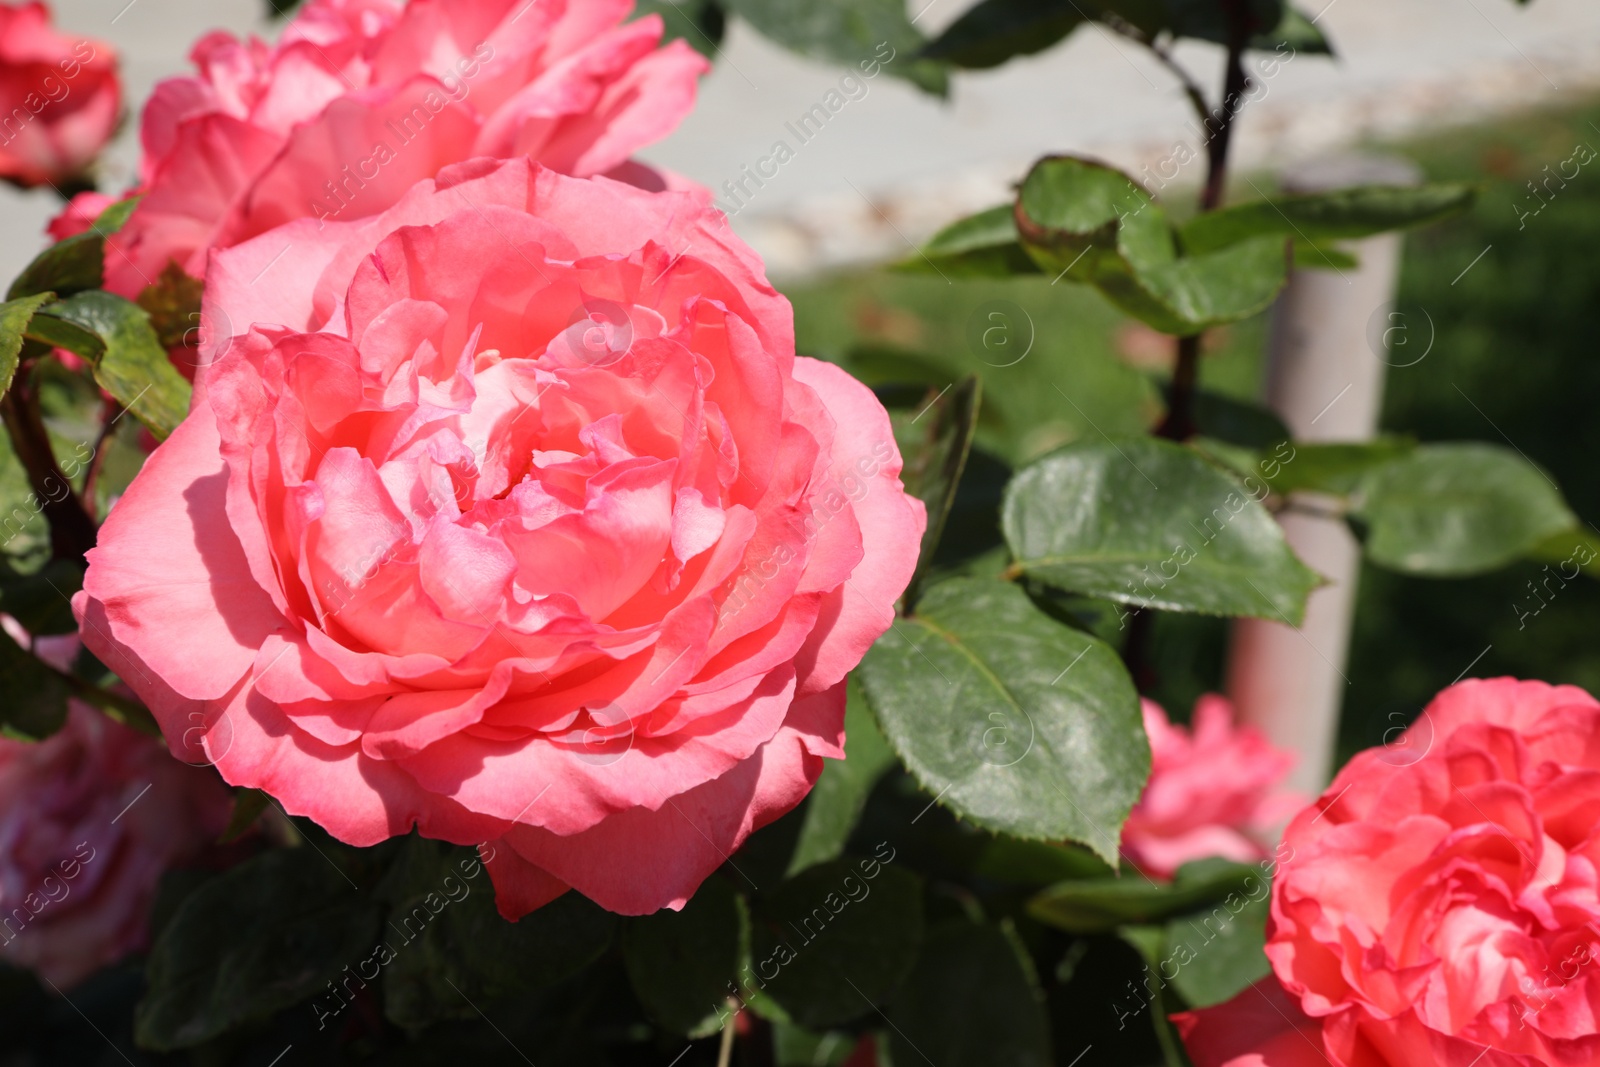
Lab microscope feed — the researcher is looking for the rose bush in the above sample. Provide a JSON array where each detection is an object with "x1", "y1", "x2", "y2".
[
  {"x1": 0, "y1": 647, "x2": 232, "y2": 989},
  {"x1": 75, "y1": 157, "x2": 925, "y2": 918},
  {"x1": 1122, "y1": 694, "x2": 1298, "y2": 879},
  {"x1": 0, "y1": 1, "x2": 118, "y2": 190},
  {"x1": 98, "y1": 0, "x2": 707, "y2": 300},
  {"x1": 1177, "y1": 678, "x2": 1600, "y2": 1067}
]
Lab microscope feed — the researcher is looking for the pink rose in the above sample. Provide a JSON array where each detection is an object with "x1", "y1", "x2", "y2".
[
  {"x1": 45, "y1": 187, "x2": 111, "y2": 240},
  {"x1": 1121, "y1": 695, "x2": 1299, "y2": 879},
  {"x1": 1178, "y1": 678, "x2": 1600, "y2": 1066},
  {"x1": 0, "y1": 2, "x2": 119, "y2": 190},
  {"x1": 0, "y1": 700, "x2": 232, "y2": 990},
  {"x1": 76, "y1": 158, "x2": 926, "y2": 918},
  {"x1": 103, "y1": 0, "x2": 707, "y2": 300}
]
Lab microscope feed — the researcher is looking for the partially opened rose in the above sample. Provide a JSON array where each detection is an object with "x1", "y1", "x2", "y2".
[
  {"x1": 76, "y1": 158, "x2": 926, "y2": 918},
  {"x1": 1122, "y1": 694, "x2": 1298, "y2": 879},
  {"x1": 0, "y1": 690, "x2": 231, "y2": 989},
  {"x1": 101, "y1": 0, "x2": 707, "y2": 299},
  {"x1": 1177, "y1": 677, "x2": 1600, "y2": 1067},
  {"x1": 0, "y1": 2, "x2": 119, "y2": 190}
]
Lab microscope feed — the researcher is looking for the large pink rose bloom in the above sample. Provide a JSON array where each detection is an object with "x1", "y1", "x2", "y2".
[
  {"x1": 1178, "y1": 678, "x2": 1600, "y2": 1067},
  {"x1": 0, "y1": 2, "x2": 119, "y2": 189},
  {"x1": 76, "y1": 158, "x2": 926, "y2": 919},
  {"x1": 1122, "y1": 695, "x2": 1298, "y2": 879},
  {"x1": 101, "y1": 0, "x2": 706, "y2": 299},
  {"x1": 0, "y1": 701, "x2": 232, "y2": 989}
]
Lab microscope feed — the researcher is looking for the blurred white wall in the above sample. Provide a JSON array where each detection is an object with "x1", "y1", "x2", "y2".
[{"x1": 5, "y1": 0, "x2": 1599, "y2": 279}]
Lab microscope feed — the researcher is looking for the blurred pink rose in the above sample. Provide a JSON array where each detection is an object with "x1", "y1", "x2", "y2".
[
  {"x1": 1121, "y1": 695, "x2": 1299, "y2": 879},
  {"x1": 0, "y1": 2, "x2": 119, "y2": 190},
  {"x1": 102, "y1": 0, "x2": 707, "y2": 299},
  {"x1": 0, "y1": 696, "x2": 231, "y2": 989},
  {"x1": 76, "y1": 158, "x2": 926, "y2": 918},
  {"x1": 1178, "y1": 678, "x2": 1600, "y2": 1066},
  {"x1": 44, "y1": 187, "x2": 110, "y2": 239}
]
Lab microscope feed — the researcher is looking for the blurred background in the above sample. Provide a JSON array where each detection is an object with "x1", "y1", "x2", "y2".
[{"x1": 15, "y1": 0, "x2": 1600, "y2": 764}]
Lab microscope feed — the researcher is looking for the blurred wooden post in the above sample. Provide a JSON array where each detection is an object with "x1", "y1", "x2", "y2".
[{"x1": 1225, "y1": 155, "x2": 1422, "y2": 796}]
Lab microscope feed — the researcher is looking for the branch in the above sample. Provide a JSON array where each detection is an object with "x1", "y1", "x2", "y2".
[{"x1": 1, "y1": 369, "x2": 99, "y2": 563}]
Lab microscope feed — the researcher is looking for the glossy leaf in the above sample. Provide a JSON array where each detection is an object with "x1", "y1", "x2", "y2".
[
  {"x1": 1180, "y1": 183, "x2": 1476, "y2": 255},
  {"x1": 887, "y1": 920, "x2": 1051, "y2": 1067},
  {"x1": 1003, "y1": 439, "x2": 1321, "y2": 621},
  {"x1": 623, "y1": 875, "x2": 747, "y2": 1038},
  {"x1": 1163, "y1": 890, "x2": 1273, "y2": 1008},
  {"x1": 921, "y1": 0, "x2": 1084, "y2": 68},
  {"x1": 1028, "y1": 858, "x2": 1265, "y2": 933},
  {"x1": 8, "y1": 196, "x2": 137, "y2": 301},
  {"x1": 0, "y1": 293, "x2": 54, "y2": 400},
  {"x1": 895, "y1": 203, "x2": 1041, "y2": 277},
  {"x1": 720, "y1": 0, "x2": 949, "y2": 94},
  {"x1": 902, "y1": 375, "x2": 982, "y2": 600},
  {"x1": 1354, "y1": 442, "x2": 1577, "y2": 576},
  {"x1": 136, "y1": 848, "x2": 380, "y2": 1050},
  {"x1": 748, "y1": 855, "x2": 923, "y2": 1028},
  {"x1": 0, "y1": 620, "x2": 68, "y2": 740},
  {"x1": 857, "y1": 578, "x2": 1147, "y2": 860},
  {"x1": 787, "y1": 678, "x2": 898, "y2": 876},
  {"x1": 32, "y1": 290, "x2": 192, "y2": 440},
  {"x1": 1017, "y1": 156, "x2": 1288, "y2": 334}
]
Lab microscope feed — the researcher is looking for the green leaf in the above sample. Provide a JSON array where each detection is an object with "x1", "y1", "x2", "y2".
[
  {"x1": 1265, "y1": 439, "x2": 1414, "y2": 495},
  {"x1": 1017, "y1": 156, "x2": 1288, "y2": 334},
  {"x1": 0, "y1": 620, "x2": 68, "y2": 740},
  {"x1": 632, "y1": 0, "x2": 726, "y2": 57},
  {"x1": 379, "y1": 841, "x2": 616, "y2": 1027},
  {"x1": 1029, "y1": 858, "x2": 1264, "y2": 933},
  {"x1": 1003, "y1": 439, "x2": 1321, "y2": 622},
  {"x1": 1180, "y1": 183, "x2": 1477, "y2": 256},
  {"x1": 967, "y1": 836, "x2": 1115, "y2": 885},
  {"x1": 8, "y1": 196, "x2": 138, "y2": 301},
  {"x1": 0, "y1": 293, "x2": 54, "y2": 400},
  {"x1": 895, "y1": 204, "x2": 1042, "y2": 278},
  {"x1": 857, "y1": 578, "x2": 1147, "y2": 860},
  {"x1": 1292, "y1": 237, "x2": 1359, "y2": 270},
  {"x1": 747, "y1": 856, "x2": 923, "y2": 1028},
  {"x1": 1258, "y1": 5, "x2": 1333, "y2": 54},
  {"x1": 32, "y1": 291, "x2": 191, "y2": 440},
  {"x1": 720, "y1": 0, "x2": 949, "y2": 94},
  {"x1": 1353, "y1": 442, "x2": 1578, "y2": 576},
  {"x1": 623, "y1": 874, "x2": 747, "y2": 1038},
  {"x1": 136, "y1": 848, "x2": 381, "y2": 1050},
  {"x1": 1162, "y1": 890, "x2": 1272, "y2": 1008},
  {"x1": 788, "y1": 678, "x2": 898, "y2": 876},
  {"x1": 24, "y1": 309, "x2": 103, "y2": 360},
  {"x1": 1529, "y1": 528, "x2": 1600, "y2": 579},
  {"x1": 921, "y1": 0, "x2": 1084, "y2": 68},
  {"x1": 887, "y1": 920, "x2": 1051, "y2": 1067},
  {"x1": 902, "y1": 375, "x2": 982, "y2": 601}
]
